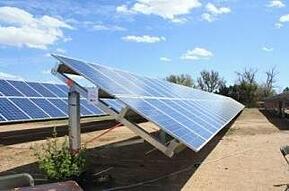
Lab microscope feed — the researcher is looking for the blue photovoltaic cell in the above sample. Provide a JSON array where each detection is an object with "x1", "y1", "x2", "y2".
[
  {"x1": 0, "y1": 98, "x2": 29, "y2": 121},
  {"x1": 42, "y1": 84, "x2": 67, "y2": 97},
  {"x1": 0, "y1": 79, "x2": 110, "y2": 123},
  {"x1": 0, "y1": 114, "x2": 5, "y2": 121},
  {"x1": 80, "y1": 99, "x2": 105, "y2": 115},
  {"x1": 47, "y1": 99, "x2": 68, "y2": 115},
  {"x1": 27, "y1": 82, "x2": 57, "y2": 97},
  {"x1": 31, "y1": 98, "x2": 66, "y2": 118},
  {"x1": 0, "y1": 80, "x2": 23, "y2": 97},
  {"x1": 79, "y1": 101, "x2": 94, "y2": 116},
  {"x1": 10, "y1": 98, "x2": 49, "y2": 119},
  {"x1": 8, "y1": 80, "x2": 42, "y2": 97},
  {"x1": 52, "y1": 55, "x2": 244, "y2": 152},
  {"x1": 101, "y1": 99, "x2": 124, "y2": 113},
  {"x1": 55, "y1": 84, "x2": 69, "y2": 94}
]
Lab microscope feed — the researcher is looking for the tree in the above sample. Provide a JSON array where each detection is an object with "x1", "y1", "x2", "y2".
[
  {"x1": 236, "y1": 68, "x2": 257, "y2": 84},
  {"x1": 166, "y1": 74, "x2": 195, "y2": 87},
  {"x1": 284, "y1": 87, "x2": 289, "y2": 93},
  {"x1": 235, "y1": 68, "x2": 258, "y2": 107},
  {"x1": 262, "y1": 67, "x2": 278, "y2": 97},
  {"x1": 197, "y1": 70, "x2": 225, "y2": 92}
]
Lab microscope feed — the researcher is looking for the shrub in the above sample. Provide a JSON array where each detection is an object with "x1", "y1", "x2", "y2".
[{"x1": 32, "y1": 130, "x2": 86, "y2": 181}]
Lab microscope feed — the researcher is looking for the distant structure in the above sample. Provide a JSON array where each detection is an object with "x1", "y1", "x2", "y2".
[{"x1": 264, "y1": 92, "x2": 289, "y2": 118}]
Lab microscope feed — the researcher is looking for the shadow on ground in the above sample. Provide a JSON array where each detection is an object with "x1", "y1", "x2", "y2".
[
  {"x1": 0, "y1": 119, "x2": 237, "y2": 191},
  {"x1": 0, "y1": 120, "x2": 118, "y2": 145},
  {"x1": 259, "y1": 109, "x2": 289, "y2": 131}
]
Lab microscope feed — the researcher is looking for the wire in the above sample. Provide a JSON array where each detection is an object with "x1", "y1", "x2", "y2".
[
  {"x1": 84, "y1": 123, "x2": 122, "y2": 145},
  {"x1": 103, "y1": 148, "x2": 252, "y2": 191}
]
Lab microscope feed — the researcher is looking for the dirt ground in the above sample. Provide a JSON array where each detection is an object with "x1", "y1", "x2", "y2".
[{"x1": 1, "y1": 109, "x2": 289, "y2": 191}]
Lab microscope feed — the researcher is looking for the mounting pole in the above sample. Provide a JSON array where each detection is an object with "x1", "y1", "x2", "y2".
[{"x1": 68, "y1": 91, "x2": 81, "y2": 152}]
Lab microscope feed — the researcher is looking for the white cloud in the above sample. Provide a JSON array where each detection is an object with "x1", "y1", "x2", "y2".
[
  {"x1": 0, "y1": 72, "x2": 23, "y2": 80},
  {"x1": 116, "y1": 0, "x2": 201, "y2": 23},
  {"x1": 262, "y1": 46, "x2": 274, "y2": 52},
  {"x1": 42, "y1": 70, "x2": 51, "y2": 75},
  {"x1": 275, "y1": 14, "x2": 289, "y2": 28},
  {"x1": 267, "y1": 0, "x2": 285, "y2": 8},
  {"x1": 160, "y1": 57, "x2": 171, "y2": 62},
  {"x1": 279, "y1": 14, "x2": 289, "y2": 22},
  {"x1": 0, "y1": 6, "x2": 72, "y2": 49},
  {"x1": 55, "y1": 48, "x2": 66, "y2": 54},
  {"x1": 181, "y1": 47, "x2": 213, "y2": 60},
  {"x1": 122, "y1": 35, "x2": 166, "y2": 43},
  {"x1": 92, "y1": 24, "x2": 126, "y2": 31},
  {"x1": 202, "y1": 3, "x2": 231, "y2": 22}
]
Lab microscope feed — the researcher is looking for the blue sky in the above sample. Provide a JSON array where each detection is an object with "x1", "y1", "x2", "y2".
[{"x1": 0, "y1": 0, "x2": 288, "y2": 92}]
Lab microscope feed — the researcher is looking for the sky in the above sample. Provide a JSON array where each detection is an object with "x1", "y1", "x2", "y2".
[{"x1": 0, "y1": 0, "x2": 288, "y2": 92}]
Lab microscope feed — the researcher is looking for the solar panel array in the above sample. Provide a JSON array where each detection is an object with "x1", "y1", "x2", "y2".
[
  {"x1": 53, "y1": 55, "x2": 244, "y2": 152},
  {"x1": 0, "y1": 79, "x2": 115, "y2": 123}
]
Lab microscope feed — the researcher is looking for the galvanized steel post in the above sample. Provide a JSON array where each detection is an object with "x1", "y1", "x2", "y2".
[{"x1": 68, "y1": 91, "x2": 81, "y2": 152}]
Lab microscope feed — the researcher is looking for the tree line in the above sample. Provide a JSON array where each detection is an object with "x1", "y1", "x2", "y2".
[{"x1": 165, "y1": 67, "x2": 288, "y2": 107}]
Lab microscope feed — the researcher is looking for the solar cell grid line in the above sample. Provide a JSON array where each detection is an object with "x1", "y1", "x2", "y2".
[
  {"x1": 194, "y1": 101, "x2": 232, "y2": 121},
  {"x1": 86, "y1": 63, "x2": 141, "y2": 96},
  {"x1": 26, "y1": 82, "x2": 58, "y2": 97},
  {"x1": 90, "y1": 64, "x2": 154, "y2": 97},
  {"x1": 195, "y1": 100, "x2": 233, "y2": 120},
  {"x1": 126, "y1": 97, "x2": 210, "y2": 141},
  {"x1": 113, "y1": 70, "x2": 171, "y2": 97},
  {"x1": 119, "y1": 97, "x2": 206, "y2": 150},
  {"x1": 0, "y1": 113, "x2": 6, "y2": 121},
  {"x1": 165, "y1": 99, "x2": 223, "y2": 130},
  {"x1": 55, "y1": 84, "x2": 69, "y2": 94},
  {"x1": 0, "y1": 97, "x2": 30, "y2": 121},
  {"x1": 80, "y1": 99, "x2": 104, "y2": 115},
  {"x1": 47, "y1": 98, "x2": 68, "y2": 115},
  {"x1": 7, "y1": 80, "x2": 42, "y2": 97},
  {"x1": 0, "y1": 79, "x2": 24, "y2": 97},
  {"x1": 101, "y1": 99, "x2": 123, "y2": 112},
  {"x1": 31, "y1": 98, "x2": 67, "y2": 118},
  {"x1": 175, "y1": 100, "x2": 226, "y2": 126},
  {"x1": 10, "y1": 98, "x2": 50, "y2": 119},
  {"x1": 42, "y1": 83, "x2": 67, "y2": 97},
  {"x1": 54, "y1": 56, "x2": 129, "y2": 95},
  {"x1": 146, "y1": 98, "x2": 213, "y2": 139},
  {"x1": 141, "y1": 77, "x2": 182, "y2": 98},
  {"x1": 188, "y1": 100, "x2": 229, "y2": 122},
  {"x1": 79, "y1": 102, "x2": 94, "y2": 116}
]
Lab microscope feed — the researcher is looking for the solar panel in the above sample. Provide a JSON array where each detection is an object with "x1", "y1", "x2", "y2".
[
  {"x1": 102, "y1": 98, "x2": 126, "y2": 113},
  {"x1": 8, "y1": 80, "x2": 42, "y2": 97},
  {"x1": 53, "y1": 55, "x2": 244, "y2": 152},
  {"x1": 31, "y1": 98, "x2": 66, "y2": 118},
  {"x1": 26, "y1": 82, "x2": 57, "y2": 97},
  {"x1": 0, "y1": 80, "x2": 123, "y2": 123},
  {"x1": 0, "y1": 98, "x2": 30, "y2": 121},
  {"x1": 47, "y1": 99, "x2": 69, "y2": 115},
  {"x1": 0, "y1": 80, "x2": 23, "y2": 97},
  {"x1": 42, "y1": 83, "x2": 67, "y2": 97},
  {"x1": 80, "y1": 99, "x2": 105, "y2": 115},
  {"x1": 10, "y1": 98, "x2": 50, "y2": 119}
]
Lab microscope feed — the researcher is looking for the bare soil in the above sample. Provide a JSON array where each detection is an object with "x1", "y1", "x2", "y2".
[{"x1": 1, "y1": 109, "x2": 289, "y2": 191}]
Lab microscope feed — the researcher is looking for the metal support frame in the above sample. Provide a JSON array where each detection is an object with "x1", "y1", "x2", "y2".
[
  {"x1": 52, "y1": 63, "x2": 184, "y2": 157},
  {"x1": 68, "y1": 91, "x2": 81, "y2": 152}
]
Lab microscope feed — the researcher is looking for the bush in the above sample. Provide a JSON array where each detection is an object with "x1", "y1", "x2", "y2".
[{"x1": 32, "y1": 130, "x2": 86, "y2": 181}]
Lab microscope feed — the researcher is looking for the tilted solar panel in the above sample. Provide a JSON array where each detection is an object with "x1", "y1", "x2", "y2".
[
  {"x1": 0, "y1": 79, "x2": 123, "y2": 123},
  {"x1": 53, "y1": 55, "x2": 244, "y2": 152}
]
